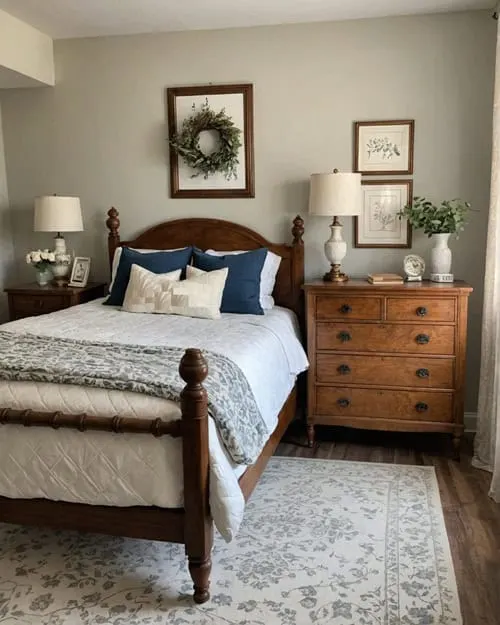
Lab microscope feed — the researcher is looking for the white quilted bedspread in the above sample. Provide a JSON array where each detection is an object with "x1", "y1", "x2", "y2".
[{"x1": 0, "y1": 301, "x2": 308, "y2": 540}]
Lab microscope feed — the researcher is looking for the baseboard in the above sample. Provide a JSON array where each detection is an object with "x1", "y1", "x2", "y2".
[{"x1": 464, "y1": 412, "x2": 477, "y2": 433}]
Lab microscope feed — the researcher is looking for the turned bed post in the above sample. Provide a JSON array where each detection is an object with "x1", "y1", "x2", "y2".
[
  {"x1": 106, "y1": 207, "x2": 121, "y2": 271},
  {"x1": 291, "y1": 215, "x2": 305, "y2": 319},
  {"x1": 179, "y1": 349, "x2": 213, "y2": 604}
]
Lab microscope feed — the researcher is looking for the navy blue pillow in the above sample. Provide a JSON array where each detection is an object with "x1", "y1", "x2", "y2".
[
  {"x1": 105, "y1": 246, "x2": 193, "y2": 306},
  {"x1": 192, "y1": 248, "x2": 267, "y2": 315}
]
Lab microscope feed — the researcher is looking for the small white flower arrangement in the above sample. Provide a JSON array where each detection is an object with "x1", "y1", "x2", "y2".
[{"x1": 26, "y1": 249, "x2": 57, "y2": 269}]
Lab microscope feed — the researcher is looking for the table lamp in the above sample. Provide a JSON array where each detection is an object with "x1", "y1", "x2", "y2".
[
  {"x1": 34, "y1": 195, "x2": 83, "y2": 286},
  {"x1": 308, "y1": 169, "x2": 362, "y2": 282}
]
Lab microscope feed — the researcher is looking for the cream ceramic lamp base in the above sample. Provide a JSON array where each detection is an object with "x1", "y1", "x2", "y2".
[
  {"x1": 324, "y1": 216, "x2": 348, "y2": 282},
  {"x1": 308, "y1": 169, "x2": 362, "y2": 284},
  {"x1": 34, "y1": 195, "x2": 83, "y2": 288}
]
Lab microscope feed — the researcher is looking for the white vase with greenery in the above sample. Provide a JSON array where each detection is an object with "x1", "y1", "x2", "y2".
[
  {"x1": 398, "y1": 197, "x2": 471, "y2": 280},
  {"x1": 430, "y1": 233, "x2": 452, "y2": 275}
]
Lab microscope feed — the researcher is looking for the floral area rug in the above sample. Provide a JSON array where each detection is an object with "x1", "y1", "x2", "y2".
[{"x1": 0, "y1": 458, "x2": 461, "y2": 624}]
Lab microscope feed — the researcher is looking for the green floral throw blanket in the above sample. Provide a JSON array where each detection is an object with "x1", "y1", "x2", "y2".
[{"x1": 0, "y1": 331, "x2": 268, "y2": 465}]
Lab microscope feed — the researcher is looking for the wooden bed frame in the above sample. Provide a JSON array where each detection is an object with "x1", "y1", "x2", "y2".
[{"x1": 0, "y1": 209, "x2": 305, "y2": 604}]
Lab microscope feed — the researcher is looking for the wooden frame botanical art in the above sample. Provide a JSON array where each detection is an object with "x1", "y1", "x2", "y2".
[
  {"x1": 354, "y1": 120, "x2": 415, "y2": 175},
  {"x1": 167, "y1": 84, "x2": 255, "y2": 199},
  {"x1": 355, "y1": 180, "x2": 413, "y2": 248}
]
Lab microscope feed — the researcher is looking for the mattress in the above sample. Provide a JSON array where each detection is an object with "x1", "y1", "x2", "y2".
[{"x1": 0, "y1": 301, "x2": 308, "y2": 540}]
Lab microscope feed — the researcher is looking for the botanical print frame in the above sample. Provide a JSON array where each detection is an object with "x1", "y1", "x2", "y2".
[
  {"x1": 355, "y1": 180, "x2": 412, "y2": 248},
  {"x1": 354, "y1": 120, "x2": 414, "y2": 175},
  {"x1": 68, "y1": 257, "x2": 91, "y2": 287},
  {"x1": 167, "y1": 84, "x2": 255, "y2": 198}
]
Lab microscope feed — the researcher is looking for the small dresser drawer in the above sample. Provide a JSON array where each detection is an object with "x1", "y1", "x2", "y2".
[
  {"x1": 315, "y1": 387, "x2": 454, "y2": 423},
  {"x1": 11, "y1": 294, "x2": 67, "y2": 317},
  {"x1": 316, "y1": 296, "x2": 382, "y2": 321},
  {"x1": 317, "y1": 323, "x2": 455, "y2": 355},
  {"x1": 386, "y1": 298, "x2": 455, "y2": 322},
  {"x1": 316, "y1": 354, "x2": 455, "y2": 389}
]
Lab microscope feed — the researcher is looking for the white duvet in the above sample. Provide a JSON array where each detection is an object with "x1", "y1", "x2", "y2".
[{"x1": 0, "y1": 301, "x2": 308, "y2": 540}]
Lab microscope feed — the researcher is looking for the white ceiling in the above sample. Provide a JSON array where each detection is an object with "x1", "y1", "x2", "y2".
[{"x1": 0, "y1": 0, "x2": 493, "y2": 39}]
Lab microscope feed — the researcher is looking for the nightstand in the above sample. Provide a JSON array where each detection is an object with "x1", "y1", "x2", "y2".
[
  {"x1": 303, "y1": 280, "x2": 472, "y2": 455},
  {"x1": 4, "y1": 282, "x2": 107, "y2": 321}
]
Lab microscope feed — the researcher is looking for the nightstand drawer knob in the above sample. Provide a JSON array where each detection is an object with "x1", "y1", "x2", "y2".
[
  {"x1": 416, "y1": 368, "x2": 430, "y2": 378},
  {"x1": 340, "y1": 304, "x2": 352, "y2": 314},
  {"x1": 416, "y1": 306, "x2": 428, "y2": 317},
  {"x1": 337, "y1": 398, "x2": 350, "y2": 408},
  {"x1": 337, "y1": 364, "x2": 351, "y2": 375},
  {"x1": 338, "y1": 331, "x2": 352, "y2": 343},
  {"x1": 415, "y1": 402, "x2": 429, "y2": 413},
  {"x1": 416, "y1": 333, "x2": 430, "y2": 345}
]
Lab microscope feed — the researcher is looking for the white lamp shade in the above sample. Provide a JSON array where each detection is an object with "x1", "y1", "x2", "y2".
[
  {"x1": 34, "y1": 196, "x2": 83, "y2": 233},
  {"x1": 309, "y1": 172, "x2": 362, "y2": 217}
]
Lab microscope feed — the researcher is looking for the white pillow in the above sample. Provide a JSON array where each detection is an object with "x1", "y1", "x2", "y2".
[
  {"x1": 123, "y1": 264, "x2": 228, "y2": 320},
  {"x1": 109, "y1": 246, "x2": 186, "y2": 292},
  {"x1": 122, "y1": 265, "x2": 182, "y2": 313},
  {"x1": 204, "y1": 249, "x2": 281, "y2": 310}
]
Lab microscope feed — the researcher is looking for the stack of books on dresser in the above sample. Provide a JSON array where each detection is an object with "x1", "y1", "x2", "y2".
[{"x1": 367, "y1": 273, "x2": 404, "y2": 285}]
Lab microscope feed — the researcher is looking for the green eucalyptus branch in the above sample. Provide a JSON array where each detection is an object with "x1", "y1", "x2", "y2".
[
  {"x1": 397, "y1": 196, "x2": 471, "y2": 237},
  {"x1": 170, "y1": 99, "x2": 242, "y2": 180}
]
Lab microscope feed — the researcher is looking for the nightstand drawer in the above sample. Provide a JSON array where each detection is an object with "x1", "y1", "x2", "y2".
[
  {"x1": 316, "y1": 296, "x2": 382, "y2": 321},
  {"x1": 315, "y1": 387, "x2": 454, "y2": 423},
  {"x1": 5, "y1": 282, "x2": 107, "y2": 322},
  {"x1": 11, "y1": 294, "x2": 67, "y2": 317},
  {"x1": 316, "y1": 354, "x2": 454, "y2": 389},
  {"x1": 387, "y1": 298, "x2": 456, "y2": 322},
  {"x1": 317, "y1": 323, "x2": 455, "y2": 355}
]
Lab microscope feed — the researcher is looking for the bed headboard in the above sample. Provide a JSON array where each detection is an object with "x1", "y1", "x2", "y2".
[{"x1": 105, "y1": 208, "x2": 305, "y2": 317}]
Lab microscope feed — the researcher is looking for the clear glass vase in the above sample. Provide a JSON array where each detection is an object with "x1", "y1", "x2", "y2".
[{"x1": 35, "y1": 266, "x2": 52, "y2": 286}]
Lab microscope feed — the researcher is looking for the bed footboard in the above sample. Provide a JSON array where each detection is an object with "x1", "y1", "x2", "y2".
[{"x1": 0, "y1": 348, "x2": 213, "y2": 604}]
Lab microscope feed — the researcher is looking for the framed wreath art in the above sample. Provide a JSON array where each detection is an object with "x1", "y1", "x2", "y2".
[{"x1": 167, "y1": 84, "x2": 255, "y2": 198}]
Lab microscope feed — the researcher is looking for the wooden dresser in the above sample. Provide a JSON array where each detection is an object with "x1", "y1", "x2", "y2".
[{"x1": 303, "y1": 280, "x2": 473, "y2": 454}]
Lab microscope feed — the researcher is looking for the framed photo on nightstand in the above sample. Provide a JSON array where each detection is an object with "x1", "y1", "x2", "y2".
[{"x1": 69, "y1": 257, "x2": 91, "y2": 287}]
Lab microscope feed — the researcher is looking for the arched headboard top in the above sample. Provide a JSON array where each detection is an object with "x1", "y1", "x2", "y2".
[{"x1": 106, "y1": 208, "x2": 304, "y2": 317}]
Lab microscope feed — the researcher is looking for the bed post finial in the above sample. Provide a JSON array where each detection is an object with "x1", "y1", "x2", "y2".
[
  {"x1": 106, "y1": 208, "x2": 121, "y2": 273},
  {"x1": 179, "y1": 348, "x2": 212, "y2": 604},
  {"x1": 292, "y1": 215, "x2": 304, "y2": 245}
]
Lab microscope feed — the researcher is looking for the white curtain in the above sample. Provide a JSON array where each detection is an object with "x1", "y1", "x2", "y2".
[{"x1": 473, "y1": 22, "x2": 500, "y2": 502}]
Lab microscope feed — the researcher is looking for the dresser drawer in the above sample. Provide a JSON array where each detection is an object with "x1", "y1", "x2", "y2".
[
  {"x1": 315, "y1": 387, "x2": 454, "y2": 423},
  {"x1": 316, "y1": 296, "x2": 382, "y2": 321},
  {"x1": 316, "y1": 354, "x2": 454, "y2": 389},
  {"x1": 387, "y1": 297, "x2": 455, "y2": 322},
  {"x1": 11, "y1": 294, "x2": 67, "y2": 317},
  {"x1": 317, "y1": 323, "x2": 455, "y2": 355}
]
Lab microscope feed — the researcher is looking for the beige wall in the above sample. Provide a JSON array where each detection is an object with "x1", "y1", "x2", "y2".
[
  {"x1": 0, "y1": 101, "x2": 14, "y2": 320},
  {"x1": 0, "y1": 11, "x2": 495, "y2": 410},
  {"x1": 0, "y1": 9, "x2": 54, "y2": 87}
]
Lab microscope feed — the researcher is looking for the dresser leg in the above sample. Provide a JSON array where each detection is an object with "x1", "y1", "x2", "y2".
[
  {"x1": 307, "y1": 424, "x2": 315, "y2": 448},
  {"x1": 452, "y1": 433, "x2": 461, "y2": 461}
]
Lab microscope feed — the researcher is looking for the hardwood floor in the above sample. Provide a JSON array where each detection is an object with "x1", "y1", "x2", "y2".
[{"x1": 277, "y1": 425, "x2": 500, "y2": 625}]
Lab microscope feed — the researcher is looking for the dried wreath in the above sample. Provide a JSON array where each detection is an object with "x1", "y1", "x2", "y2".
[{"x1": 170, "y1": 99, "x2": 242, "y2": 180}]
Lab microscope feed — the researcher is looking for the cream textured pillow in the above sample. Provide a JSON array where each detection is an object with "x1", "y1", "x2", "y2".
[
  {"x1": 122, "y1": 264, "x2": 182, "y2": 313},
  {"x1": 122, "y1": 264, "x2": 228, "y2": 320},
  {"x1": 154, "y1": 265, "x2": 228, "y2": 319}
]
